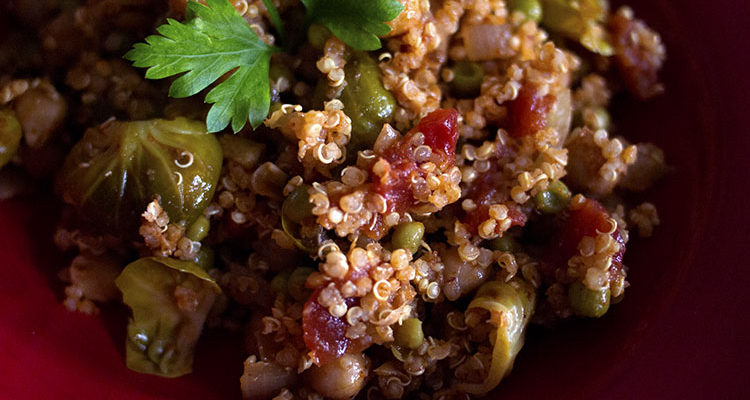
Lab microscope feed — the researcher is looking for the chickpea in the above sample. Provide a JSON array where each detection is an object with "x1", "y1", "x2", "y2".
[{"x1": 306, "y1": 353, "x2": 369, "y2": 399}]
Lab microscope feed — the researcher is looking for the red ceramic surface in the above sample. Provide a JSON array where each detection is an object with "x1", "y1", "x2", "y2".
[{"x1": 1, "y1": 0, "x2": 749, "y2": 399}]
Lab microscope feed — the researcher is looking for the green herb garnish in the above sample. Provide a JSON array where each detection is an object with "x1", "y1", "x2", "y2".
[
  {"x1": 302, "y1": 0, "x2": 403, "y2": 51},
  {"x1": 125, "y1": 0, "x2": 404, "y2": 133}
]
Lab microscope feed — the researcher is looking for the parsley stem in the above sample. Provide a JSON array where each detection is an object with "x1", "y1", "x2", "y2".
[{"x1": 261, "y1": 0, "x2": 286, "y2": 45}]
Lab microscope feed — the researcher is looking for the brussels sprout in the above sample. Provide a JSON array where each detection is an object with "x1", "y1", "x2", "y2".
[
  {"x1": 541, "y1": 0, "x2": 613, "y2": 56},
  {"x1": 341, "y1": 52, "x2": 396, "y2": 151},
  {"x1": 457, "y1": 278, "x2": 536, "y2": 394},
  {"x1": 115, "y1": 256, "x2": 221, "y2": 377},
  {"x1": 0, "y1": 109, "x2": 22, "y2": 169},
  {"x1": 56, "y1": 118, "x2": 222, "y2": 234}
]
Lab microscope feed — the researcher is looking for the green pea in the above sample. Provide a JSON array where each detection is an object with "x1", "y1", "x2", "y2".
[
  {"x1": 450, "y1": 61, "x2": 484, "y2": 98},
  {"x1": 534, "y1": 180, "x2": 571, "y2": 214},
  {"x1": 509, "y1": 0, "x2": 543, "y2": 22},
  {"x1": 288, "y1": 267, "x2": 314, "y2": 302},
  {"x1": 270, "y1": 269, "x2": 293, "y2": 295},
  {"x1": 569, "y1": 281, "x2": 610, "y2": 318},
  {"x1": 488, "y1": 235, "x2": 521, "y2": 253},
  {"x1": 308, "y1": 23, "x2": 332, "y2": 49},
  {"x1": 186, "y1": 215, "x2": 211, "y2": 242},
  {"x1": 194, "y1": 246, "x2": 215, "y2": 271},
  {"x1": 392, "y1": 222, "x2": 425, "y2": 255},
  {"x1": 269, "y1": 63, "x2": 294, "y2": 87},
  {"x1": 0, "y1": 109, "x2": 22, "y2": 169},
  {"x1": 394, "y1": 318, "x2": 424, "y2": 349},
  {"x1": 341, "y1": 52, "x2": 396, "y2": 151},
  {"x1": 282, "y1": 185, "x2": 314, "y2": 224}
]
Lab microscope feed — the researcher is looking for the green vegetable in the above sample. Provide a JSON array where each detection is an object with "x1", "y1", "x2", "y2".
[
  {"x1": 534, "y1": 180, "x2": 571, "y2": 214},
  {"x1": 341, "y1": 52, "x2": 396, "y2": 150},
  {"x1": 394, "y1": 318, "x2": 424, "y2": 349},
  {"x1": 509, "y1": 0, "x2": 543, "y2": 23},
  {"x1": 302, "y1": 0, "x2": 404, "y2": 51},
  {"x1": 0, "y1": 109, "x2": 22, "y2": 169},
  {"x1": 186, "y1": 215, "x2": 211, "y2": 242},
  {"x1": 391, "y1": 221, "x2": 425, "y2": 255},
  {"x1": 307, "y1": 23, "x2": 332, "y2": 49},
  {"x1": 261, "y1": 0, "x2": 286, "y2": 43},
  {"x1": 488, "y1": 235, "x2": 521, "y2": 253},
  {"x1": 283, "y1": 185, "x2": 314, "y2": 224},
  {"x1": 56, "y1": 118, "x2": 222, "y2": 234},
  {"x1": 194, "y1": 246, "x2": 215, "y2": 270},
  {"x1": 569, "y1": 281, "x2": 610, "y2": 317},
  {"x1": 457, "y1": 278, "x2": 536, "y2": 395},
  {"x1": 125, "y1": 0, "x2": 403, "y2": 132},
  {"x1": 271, "y1": 269, "x2": 293, "y2": 294},
  {"x1": 450, "y1": 61, "x2": 484, "y2": 98},
  {"x1": 115, "y1": 257, "x2": 221, "y2": 377},
  {"x1": 281, "y1": 184, "x2": 323, "y2": 252},
  {"x1": 540, "y1": 0, "x2": 613, "y2": 56},
  {"x1": 288, "y1": 267, "x2": 314, "y2": 302},
  {"x1": 125, "y1": 0, "x2": 280, "y2": 133}
]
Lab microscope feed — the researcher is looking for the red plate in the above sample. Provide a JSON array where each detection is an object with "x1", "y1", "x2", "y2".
[{"x1": 1, "y1": 0, "x2": 749, "y2": 398}]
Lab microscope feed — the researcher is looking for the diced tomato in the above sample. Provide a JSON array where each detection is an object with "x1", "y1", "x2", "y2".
[
  {"x1": 373, "y1": 109, "x2": 459, "y2": 214},
  {"x1": 415, "y1": 108, "x2": 459, "y2": 163},
  {"x1": 506, "y1": 86, "x2": 555, "y2": 138},
  {"x1": 302, "y1": 288, "x2": 351, "y2": 366},
  {"x1": 540, "y1": 199, "x2": 626, "y2": 280},
  {"x1": 610, "y1": 13, "x2": 664, "y2": 100}
]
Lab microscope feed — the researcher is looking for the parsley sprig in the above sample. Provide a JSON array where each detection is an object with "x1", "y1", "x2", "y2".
[{"x1": 125, "y1": 0, "x2": 403, "y2": 133}]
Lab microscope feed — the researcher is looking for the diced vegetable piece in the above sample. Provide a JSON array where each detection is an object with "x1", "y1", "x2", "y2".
[
  {"x1": 56, "y1": 118, "x2": 223, "y2": 234},
  {"x1": 394, "y1": 317, "x2": 424, "y2": 349},
  {"x1": 534, "y1": 180, "x2": 571, "y2": 214},
  {"x1": 302, "y1": 288, "x2": 351, "y2": 365},
  {"x1": 373, "y1": 108, "x2": 459, "y2": 214},
  {"x1": 391, "y1": 221, "x2": 425, "y2": 254},
  {"x1": 609, "y1": 9, "x2": 665, "y2": 99},
  {"x1": 457, "y1": 278, "x2": 536, "y2": 394},
  {"x1": 342, "y1": 52, "x2": 396, "y2": 150},
  {"x1": 0, "y1": 109, "x2": 22, "y2": 169},
  {"x1": 463, "y1": 24, "x2": 514, "y2": 61},
  {"x1": 241, "y1": 358, "x2": 297, "y2": 400},
  {"x1": 450, "y1": 61, "x2": 484, "y2": 98},
  {"x1": 506, "y1": 86, "x2": 555, "y2": 138},
  {"x1": 115, "y1": 257, "x2": 221, "y2": 377},
  {"x1": 540, "y1": 0, "x2": 613, "y2": 56},
  {"x1": 568, "y1": 281, "x2": 610, "y2": 317}
]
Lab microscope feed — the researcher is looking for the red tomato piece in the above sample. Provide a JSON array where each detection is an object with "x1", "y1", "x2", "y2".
[
  {"x1": 302, "y1": 288, "x2": 350, "y2": 366},
  {"x1": 507, "y1": 86, "x2": 555, "y2": 138},
  {"x1": 415, "y1": 108, "x2": 459, "y2": 163},
  {"x1": 373, "y1": 109, "x2": 459, "y2": 214}
]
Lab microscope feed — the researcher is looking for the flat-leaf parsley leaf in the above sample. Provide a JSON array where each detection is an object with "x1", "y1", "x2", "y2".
[
  {"x1": 302, "y1": 0, "x2": 404, "y2": 51},
  {"x1": 124, "y1": 0, "x2": 279, "y2": 133}
]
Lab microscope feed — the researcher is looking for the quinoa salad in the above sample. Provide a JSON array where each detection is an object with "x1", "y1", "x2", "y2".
[{"x1": 0, "y1": 0, "x2": 667, "y2": 398}]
